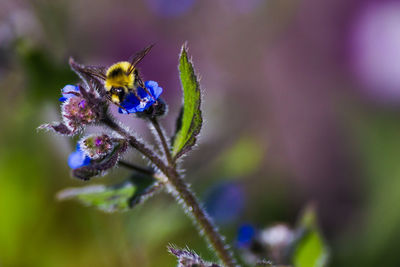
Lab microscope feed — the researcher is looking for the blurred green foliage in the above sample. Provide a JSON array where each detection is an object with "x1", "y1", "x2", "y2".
[
  {"x1": 217, "y1": 135, "x2": 264, "y2": 178},
  {"x1": 332, "y1": 110, "x2": 400, "y2": 267},
  {"x1": 2, "y1": 1, "x2": 400, "y2": 266},
  {"x1": 293, "y1": 206, "x2": 329, "y2": 267},
  {"x1": 15, "y1": 39, "x2": 76, "y2": 102}
]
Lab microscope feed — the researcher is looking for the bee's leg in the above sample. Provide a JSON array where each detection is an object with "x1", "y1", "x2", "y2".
[
  {"x1": 143, "y1": 87, "x2": 156, "y2": 102},
  {"x1": 132, "y1": 89, "x2": 143, "y2": 102},
  {"x1": 135, "y1": 71, "x2": 156, "y2": 102},
  {"x1": 115, "y1": 102, "x2": 130, "y2": 114},
  {"x1": 106, "y1": 93, "x2": 129, "y2": 113}
]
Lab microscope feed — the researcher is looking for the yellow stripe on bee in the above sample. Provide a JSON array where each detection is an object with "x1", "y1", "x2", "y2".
[
  {"x1": 111, "y1": 94, "x2": 120, "y2": 103},
  {"x1": 105, "y1": 61, "x2": 135, "y2": 91}
]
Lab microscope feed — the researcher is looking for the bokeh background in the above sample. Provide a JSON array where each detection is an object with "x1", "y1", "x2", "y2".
[{"x1": 1, "y1": 0, "x2": 400, "y2": 266}]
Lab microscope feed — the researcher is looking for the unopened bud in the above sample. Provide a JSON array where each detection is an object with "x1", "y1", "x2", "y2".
[{"x1": 80, "y1": 134, "x2": 113, "y2": 159}]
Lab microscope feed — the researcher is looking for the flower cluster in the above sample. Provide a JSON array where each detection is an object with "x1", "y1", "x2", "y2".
[
  {"x1": 70, "y1": 135, "x2": 128, "y2": 180},
  {"x1": 39, "y1": 84, "x2": 105, "y2": 136},
  {"x1": 237, "y1": 223, "x2": 296, "y2": 266},
  {"x1": 39, "y1": 66, "x2": 164, "y2": 173}
]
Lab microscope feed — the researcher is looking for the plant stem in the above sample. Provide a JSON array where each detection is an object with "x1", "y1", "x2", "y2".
[
  {"x1": 150, "y1": 118, "x2": 174, "y2": 165},
  {"x1": 103, "y1": 114, "x2": 237, "y2": 267},
  {"x1": 151, "y1": 119, "x2": 238, "y2": 267},
  {"x1": 166, "y1": 167, "x2": 238, "y2": 267},
  {"x1": 118, "y1": 160, "x2": 154, "y2": 175},
  {"x1": 102, "y1": 114, "x2": 168, "y2": 174}
]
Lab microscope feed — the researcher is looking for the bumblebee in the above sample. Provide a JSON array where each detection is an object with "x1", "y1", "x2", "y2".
[{"x1": 81, "y1": 44, "x2": 154, "y2": 110}]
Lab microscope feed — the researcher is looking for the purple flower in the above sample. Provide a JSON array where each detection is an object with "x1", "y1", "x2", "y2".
[
  {"x1": 62, "y1": 96, "x2": 98, "y2": 131},
  {"x1": 118, "y1": 81, "x2": 163, "y2": 114},
  {"x1": 68, "y1": 144, "x2": 91, "y2": 169},
  {"x1": 80, "y1": 134, "x2": 113, "y2": 159}
]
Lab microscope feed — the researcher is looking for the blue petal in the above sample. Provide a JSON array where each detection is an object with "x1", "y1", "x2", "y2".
[
  {"x1": 118, "y1": 81, "x2": 163, "y2": 114},
  {"x1": 60, "y1": 85, "x2": 79, "y2": 102},
  {"x1": 119, "y1": 92, "x2": 142, "y2": 114},
  {"x1": 145, "y1": 80, "x2": 163, "y2": 99},
  {"x1": 68, "y1": 145, "x2": 91, "y2": 169},
  {"x1": 237, "y1": 224, "x2": 256, "y2": 247}
]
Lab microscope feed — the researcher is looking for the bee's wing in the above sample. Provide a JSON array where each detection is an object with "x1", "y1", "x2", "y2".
[
  {"x1": 80, "y1": 65, "x2": 107, "y2": 80},
  {"x1": 69, "y1": 58, "x2": 107, "y2": 96},
  {"x1": 135, "y1": 71, "x2": 145, "y2": 87},
  {"x1": 127, "y1": 44, "x2": 154, "y2": 75}
]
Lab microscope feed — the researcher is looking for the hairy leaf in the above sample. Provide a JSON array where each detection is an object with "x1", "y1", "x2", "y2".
[
  {"x1": 172, "y1": 44, "x2": 202, "y2": 160},
  {"x1": 57, "y1": 174, "x2": 162, "y2": 212},
  {"x1": 127, "y1": 173, "x2": 162, "y2": 208},
  {"x1": 292, "y1": 206, "x2": 329, "y2": 267},
  {"x1": 37, "y1": 122, "x2": 74, "y2": 136},
  {"x1": 57, "y1": 181, "x2": 136, "y2": 212}
]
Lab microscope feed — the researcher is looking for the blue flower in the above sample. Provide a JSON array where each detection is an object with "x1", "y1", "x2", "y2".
[
  {"x1": 237, "y1": 224, "x2": 256, "y2": 248},
  {"x1": 59, "y1": 85, "x2": 79, "y2": 102},
  {"x1": 118, "y1": 81, "x2": 163, "y2": 114},
  {"x1": 204, "y1": 182, "x2": 245, "y2": 224},
  {"x1": 68, "y1": 144, "x2": 91, "y2": 169}
]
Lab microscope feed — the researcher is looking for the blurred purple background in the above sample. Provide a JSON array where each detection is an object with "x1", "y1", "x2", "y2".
[{"x1": 1, "y1": 0, "x2": 400, "y2": 266}]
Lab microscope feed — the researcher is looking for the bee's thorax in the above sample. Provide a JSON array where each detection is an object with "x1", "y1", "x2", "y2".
[{"x1": 104, "y1": 61, "x2": 135, "y2": 91}]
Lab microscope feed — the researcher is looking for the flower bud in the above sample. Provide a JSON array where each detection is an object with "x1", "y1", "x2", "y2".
[
  {"x1": 39, "y1": 84, "x2": 105, "y2": 136},
  {"x1": 71, "y1": 138, "x2": 128, "y2": 181},
  {"x1": 62, "y1": 96, "x2": 98, "y2": 131},
  {"x1": 80, "y1": 134, "x2": 113, "y2": 159}
]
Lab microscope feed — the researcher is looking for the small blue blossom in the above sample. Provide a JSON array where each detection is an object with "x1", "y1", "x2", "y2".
[
  {"x1": 237, "y1": 224, "x2": 256, "y2": 248},
  {"x1": 68, "y1": 144, "x2": 91, "y2": 169},
  {"x1": 59, "y1": 85, "x2": 79, "y2": 102},
  {"x1": 204, "y1": 182, "x2": 245, "y2": 224},
  {"x1": 118, "y1": 81, "x2": 163, "y2": 114}
]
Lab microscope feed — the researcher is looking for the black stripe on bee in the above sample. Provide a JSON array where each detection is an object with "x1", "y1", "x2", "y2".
[
  {"x1": 108, "y1": 68, "x2": 124, "y2": 78},
  {"x1": 110, "y1": 87, "x2": 127, "y2": 101}
]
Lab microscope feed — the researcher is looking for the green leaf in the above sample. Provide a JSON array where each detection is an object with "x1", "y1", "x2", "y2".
[
  {"x1": 172, "y1": 43, "x2": 202, "y2": 159},
  {"x1": 127, "y1": 173, "x2": 160, "y2": 208},
  {"x1": 293, "y1": 206, "x2": 329, "y2": 267},
  {"x1": 57, "y1": 181, "x2": 136, "y2": 212},
  {"x1": 57, "y1": 173, "x2": 161, "y2": 212}
]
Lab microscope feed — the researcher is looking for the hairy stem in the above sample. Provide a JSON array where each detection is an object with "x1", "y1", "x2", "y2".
[
  {"x1": 166, "y1": 167, "x2": 238, "y2": 267},
  {"x1": 150, "y1": 118, "x2": 174, "y2": 165},
  {"x1": 103, "y1": 114, "x2": 237, "y2": 266},
  {"x1": 101, "y1": 114, "x2": 168, "y2": 174},
  {"x1": 151, "y1": 118, "x2": 237, "y2": 267},
  {"x1": 118, "y1": 160, "x2": 154, "y2": 175}
]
